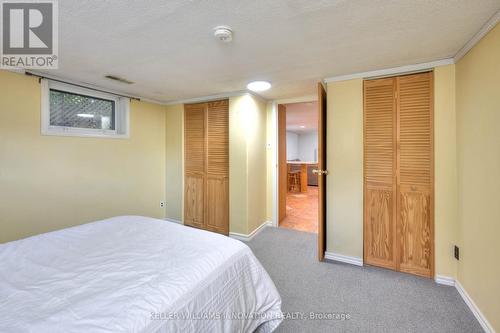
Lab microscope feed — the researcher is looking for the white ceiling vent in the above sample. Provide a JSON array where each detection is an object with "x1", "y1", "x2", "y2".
[
  {"x1": 105, "y1": 75, "x2": 134, "y2": 84},
  {"x1": 213, "y1": 26, "x2": 233, "y2": 43}
]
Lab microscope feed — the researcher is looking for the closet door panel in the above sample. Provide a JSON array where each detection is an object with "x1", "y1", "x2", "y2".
[
  {"x1": 184, "y1": 103, "x2": 206, "y2": 173},
  {"x1": 184, "y1": 103, "x2": 206, "y2": 228},
  {"x1": 363, "y1": 78, "x2": 397, "y2": 269},
  {"x1": 206, "y1": 100, "x2": 229, "y2": 176},
  {"x1": 399, "y1": 186, "x2": 431, "y2": 277},
  {"x1": 205, "y1": 100, "x2": 229, "y2": 235},
  {"x1": 184, "y1": 173, "x2": 205, "y2": 228},
  {"x1": 365, "y1": 186, "x2": 395, "y2": 267},
  {"x1": 397, "y1": 72, "x2": 433, "y2": 277},
  {"x1": 398, "y1": 73, "x2": 432, "y2": 187},
  {"x1": 206, "y1": 176, "x2": 229, "y2": 234}
]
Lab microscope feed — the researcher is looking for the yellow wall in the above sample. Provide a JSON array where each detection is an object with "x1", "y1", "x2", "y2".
[
  {"x1": 433, "y1": 64, "x2": 458, "y2": 279},
  {"x1": 229, "y1": 94, "x2": 268, "y2": 235},
  {"x1": 0, "y1": 70, "x2": 166, "y2": 243},
  {"x1": 325, "y1": 66, "x2": 459, "y2": 278},
  {"x1": 229, "y1": 96, "x2": 249, "y2": 234},
  {"x1": 165, "y1": 104, "x2": 183, "y2": 221},
  {"x1": 265, "y1": 102, "x2": 275, "y2": 222},
  {"x1": 326, "y1": 79, "x2": 364, "y2": 258},
  {"x1": 246, "y1": 97, "x2": 268, "y2": 232},
  {"x1": 455, "y1": 23, "x2": 500, "y2": 331}
]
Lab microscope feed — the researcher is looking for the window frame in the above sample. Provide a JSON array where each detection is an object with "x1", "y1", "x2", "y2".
[{"x1": 41, "y1": 79, "x2": 130, "y2": 139}]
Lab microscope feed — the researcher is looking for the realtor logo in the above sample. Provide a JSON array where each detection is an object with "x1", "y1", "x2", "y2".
[{"x1": 1, "y1": 0, "x2": 58, "y2": 68}]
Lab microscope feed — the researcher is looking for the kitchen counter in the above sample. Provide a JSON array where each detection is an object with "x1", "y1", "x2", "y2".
[{"x1": 287, "y1": 161, "x2": 318, "y2": 192}]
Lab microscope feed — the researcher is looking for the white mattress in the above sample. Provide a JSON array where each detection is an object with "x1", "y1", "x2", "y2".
[{"x1": 0, "y1": 216, "x2": 282, "y2": 332}]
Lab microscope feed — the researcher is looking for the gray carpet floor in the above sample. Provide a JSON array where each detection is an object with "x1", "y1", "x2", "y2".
[{"x1": 246, "y1": 227, "x2": 482, "y2": 333}]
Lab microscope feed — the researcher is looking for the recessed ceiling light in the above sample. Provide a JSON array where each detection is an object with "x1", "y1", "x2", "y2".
[{"x1": 247, "y1": 81, "x2": 271, "y2": 92}]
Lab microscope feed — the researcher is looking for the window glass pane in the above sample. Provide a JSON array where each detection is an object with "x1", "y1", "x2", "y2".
[{"x1": 49, "y1": 89, "x2": 115, "y2": 130}]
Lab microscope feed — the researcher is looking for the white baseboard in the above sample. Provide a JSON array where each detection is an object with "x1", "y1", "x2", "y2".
[
  {"x1": 435, "y1": 275, "x2": 455, "y2": 286},
  {"x1": 324, "y1": 252, "x2": 363, "y2": 266},
  {"x1": 164, "y1": 217, "x2": 182, "y2": 224},
  {"x1": 229, "y1": 221, "x2": 272, "y2": 242},
  {"x1": 455, "y1": 280, "x2": 495, "y2": 333}
]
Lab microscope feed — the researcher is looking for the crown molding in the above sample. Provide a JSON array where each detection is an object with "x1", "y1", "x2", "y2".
[
  {"x1": 164, "y1": 90, "x2": 267, "y2": 105},
  {"x1": 273, "y1": 94, "x2": 317, "y2": 105},
  {"x1": 324, "y1": 58, "x2": 454, "y2": 83},
  {"x1": 4, "y1": 68, "x2": 270, "y2": 106},
  {"x1": 247, "y1": 90, "x2": 269, "y2": 104},
  {"x1": 454, "y1": 9, "x2": 500, "y2": 62},
  {"x1": 2, "y1": 69, "x2": 168, "y2": 105}
]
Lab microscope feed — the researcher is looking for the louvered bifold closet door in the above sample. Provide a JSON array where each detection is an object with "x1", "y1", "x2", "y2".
[
  {"x1": 363, "y1": 78, "x2": 397, "y2": 270},
  {"x1": 184, "y1": 103, "x2": 206, "y2": 229},
  {"x1": 205, "y1": 100, "x2": 229, "y2": 235},
  {"x1": 397, "y1": 72, "x2": 434, "y2": 277}
]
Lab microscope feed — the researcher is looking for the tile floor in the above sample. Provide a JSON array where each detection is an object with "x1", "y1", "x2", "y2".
[{"x1": 279, "y1": 186, "x2": 318, "y2": 233}]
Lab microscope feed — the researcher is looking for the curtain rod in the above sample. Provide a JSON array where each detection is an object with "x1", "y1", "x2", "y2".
[{"x1": 25, "y1": 72, "x2": 141, "y2": 101}]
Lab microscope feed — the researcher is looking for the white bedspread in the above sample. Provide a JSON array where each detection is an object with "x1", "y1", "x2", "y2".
[{"x1": 0, "y1": 216, "x2": 282, "y2": 332}]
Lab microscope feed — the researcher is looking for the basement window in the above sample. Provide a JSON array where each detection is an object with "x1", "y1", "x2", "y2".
[{"x1": 41, "y1": 79, "x2": 129, "y2": 138}]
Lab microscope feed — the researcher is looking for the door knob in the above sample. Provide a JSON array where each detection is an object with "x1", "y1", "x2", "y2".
[{"x1": 312, "y1": 169, "x2": 329, "y2": 176}]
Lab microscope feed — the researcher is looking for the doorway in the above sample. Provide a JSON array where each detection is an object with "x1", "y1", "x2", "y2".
[
  {"x1": 276, "y1": 83, "x2": 328, "y2": 260},
  {"x1": 278, "y1": 101, "x2": 319, "y2": 233}
]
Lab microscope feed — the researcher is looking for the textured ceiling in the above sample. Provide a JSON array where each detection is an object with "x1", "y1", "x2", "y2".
[
  {"x1": 37, "y1": 0, "x2": 500, "y2": 103},
  {"x1": 286, "y1": 102, "x2": 318, "y2": 133}
]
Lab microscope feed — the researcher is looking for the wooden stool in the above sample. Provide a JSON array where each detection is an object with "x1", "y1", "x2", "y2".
[{"x1": 288, "y1": 171, "x2": 301, "y2": 192}]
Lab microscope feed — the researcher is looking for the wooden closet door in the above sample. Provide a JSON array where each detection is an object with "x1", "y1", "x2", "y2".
[
  {"x1": 397, "y1": 72, "x2": 434, "y2": 278},
  {"x1": 363, "y1": 78, "x2": 398, "y2": 270},
  {"x1": 205, "y1": 100, "x2": 229, "y2": 235},
  {"x1": 184, "y1": 103, "x2": 206, "y2": 229}
]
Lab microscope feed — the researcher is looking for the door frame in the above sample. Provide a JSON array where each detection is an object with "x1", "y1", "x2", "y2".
[
  {"x1": 277, "y1": 104, "x2": 287, "y2": 224},
  {"x1": 270, "y1": 95, "x2": 319, "y2": 224}
]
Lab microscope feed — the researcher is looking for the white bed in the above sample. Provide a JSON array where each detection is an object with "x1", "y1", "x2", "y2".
[{"x1": 0, "y1": 216, "x2": 282, "y2": 333}]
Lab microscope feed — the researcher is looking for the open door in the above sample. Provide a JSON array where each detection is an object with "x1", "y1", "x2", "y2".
[
  {"x1": 316, "y1": 82, "x2": 328, "y2": 261},
  {"x1": 278, "y1": 104, "x2": 287, "y2": 224}
]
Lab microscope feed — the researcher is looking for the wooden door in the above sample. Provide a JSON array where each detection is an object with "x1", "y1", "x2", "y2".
[
  {"x1": 397, "y1": 72, "x2": 434, "y2": 278},
  {"x1": 278, "y1": 104, "x2": 287, "y2": 223},
  {"x1": 363, "y1": 78, "x2": 398, "y2": 270},
  {"x1": 184, "y1": 103, "x2": 206, "y2": 229},
  {"x1": 205, "y1": 100, "x2": 229, "y2": 235},
  {"x1": 317, "y1": 83, "x2": 328, "y2": 261}
]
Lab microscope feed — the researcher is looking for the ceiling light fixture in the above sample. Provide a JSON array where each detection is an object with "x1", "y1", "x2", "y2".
[
  {"x1": 247, "y1": 81, "x2": 271, "y2": 92},
  {"x1": 77, "y1": 114, "x2": 94, "y2": 118},
  {"x1": 300, "y1": 126, "x2": 305, "y2": 128}
]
